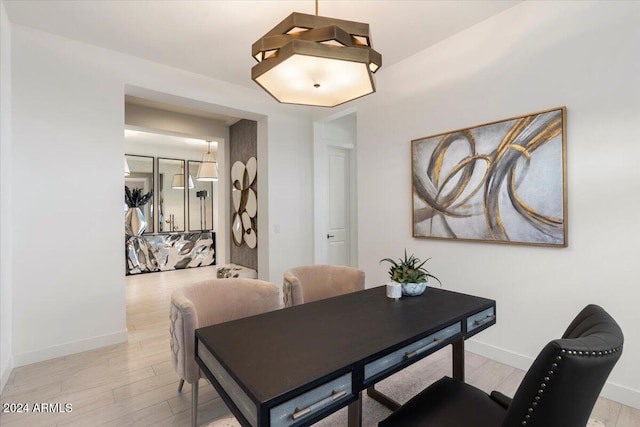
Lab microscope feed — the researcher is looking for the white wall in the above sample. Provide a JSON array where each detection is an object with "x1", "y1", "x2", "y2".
[
  {"x1": 0, "y1": 0, "x2": 14, "y2": 391},
  {"x1": 125, "y1": 133, "x2": 217, "y2": 160},
  {"x1": 11, "y1": 25, "x2": 129, "y2": 366},
  {"x1": 10, "y1": 24, "x2": 314, "y2": 367},
  {"x1": 125, "y1": 103, "x2": 230, "y2": 142},
  {"x1": 356, "y1": 1, "x2": 640, "y2": 408},
  {"x1": 267, "y1": 111, "x2": 315, "y2": 281}
]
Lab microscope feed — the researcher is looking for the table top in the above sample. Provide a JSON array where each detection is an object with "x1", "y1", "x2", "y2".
[{"x1": 196, "y1": 285, "x2": 495, "y2": 405}]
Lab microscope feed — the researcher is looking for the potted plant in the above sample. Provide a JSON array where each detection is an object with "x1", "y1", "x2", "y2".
[
  {"x1": 380, "y1": 250, "x2": 441, "y2": 296},
  {"x1": 125, "y1": 186, "x2": 153, "y2": 236}
]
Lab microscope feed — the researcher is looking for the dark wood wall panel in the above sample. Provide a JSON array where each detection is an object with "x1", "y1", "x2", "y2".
[{"x1": 229, "y1": 119, "x2": 258, "y2": 271}]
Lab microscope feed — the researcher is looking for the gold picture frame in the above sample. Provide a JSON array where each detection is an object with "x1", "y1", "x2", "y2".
[{"x1": 412, "y1": 106, "x2": 567, "y2": 247}]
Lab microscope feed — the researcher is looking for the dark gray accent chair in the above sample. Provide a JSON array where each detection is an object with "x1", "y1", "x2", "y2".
[{"x1": 379, "y1": 304, "x2": 623, "y2": 427}]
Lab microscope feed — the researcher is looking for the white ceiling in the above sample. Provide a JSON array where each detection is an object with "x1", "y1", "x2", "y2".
[{"x1": 3, "y1": 0, "x2": 520, "y2": 90}]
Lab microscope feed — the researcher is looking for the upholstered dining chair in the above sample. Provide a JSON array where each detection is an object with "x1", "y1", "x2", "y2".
[
  {"x1": 169, "y1": 278, "x2": 281, "y2": 427},
  {"x1": 282, "y1": 264, "x2": 365, "y2": 307},
  {"x1": 378, "y1": 304, "x2": 623, "y2": 427}
]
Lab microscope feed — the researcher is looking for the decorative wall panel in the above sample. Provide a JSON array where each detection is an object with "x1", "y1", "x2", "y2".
[
  {"x1": 229, "y1": 119, "x2": 258, "y2": 270},
  {"x1": 126, "y1": 232, "x2": 216, "y2": 275}
]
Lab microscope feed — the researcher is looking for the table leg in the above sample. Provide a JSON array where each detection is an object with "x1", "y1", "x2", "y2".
[
  {"x1": 452, "y1": 337, "x2": 465, "y2": 381},
  {"x1": 347, "y1": 391, "x2": 362, "y2": 427},
  {"x1": 366, "y1": 385, "x2": 401, "y2": 411}
]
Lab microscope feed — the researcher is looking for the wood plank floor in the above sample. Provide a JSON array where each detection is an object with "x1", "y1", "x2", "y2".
[{"x1": 1, "y1": 266, "x2": 638, "y2": 426}]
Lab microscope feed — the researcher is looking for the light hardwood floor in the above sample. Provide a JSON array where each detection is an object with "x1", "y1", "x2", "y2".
[{"x1": 1, "y1": 266, "x2": 638, "y2": 426}]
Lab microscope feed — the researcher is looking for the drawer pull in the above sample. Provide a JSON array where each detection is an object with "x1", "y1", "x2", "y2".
[
  {"x1": 473, "y1": 315, "x2": 496, "y2": 327},
  {"x1": 404, "y1": 338, "x2": 444, "y2": 360},
  {"x1": 291, "y1": 390, "x2": 347, "y2": 420}
]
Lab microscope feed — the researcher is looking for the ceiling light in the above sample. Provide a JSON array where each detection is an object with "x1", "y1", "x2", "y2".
[
  {"x1": 197, "y1": 141, "x2": 218, "y2": 182},
  {"x1": 251, "y1": 1, "x2": 382, "y2": 107}
]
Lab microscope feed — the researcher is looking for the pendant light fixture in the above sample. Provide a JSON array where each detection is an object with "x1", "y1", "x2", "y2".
[
  {"x1": 124, "y1": 157, "x2": 131, "y2": 176},
  {"x1": 197, "y1": 141, "x2": 218, "y2": 182},
  {"x1": 251, "y1": 0, "x2": 382, "y2": 107},
  {"x1": 171, "y1": 163, "x2": 194, "y2": 189}
]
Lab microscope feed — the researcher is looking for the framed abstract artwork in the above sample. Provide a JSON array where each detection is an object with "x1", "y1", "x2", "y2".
[{"x1": 412, "y1": 107, "x2": 567, "y2": 247}]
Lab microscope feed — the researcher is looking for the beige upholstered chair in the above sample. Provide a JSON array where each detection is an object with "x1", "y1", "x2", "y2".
[
  {"x1": 283, "y1": 264, "x2": 365, "y2": 307},
  {"x1": 169, "y1": 278, "x2": 280, "y2": 427}
]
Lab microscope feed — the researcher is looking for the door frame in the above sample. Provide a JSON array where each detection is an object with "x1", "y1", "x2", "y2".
[{"x1": 313, "y1": 109, "x2": 358, "y2": 267}]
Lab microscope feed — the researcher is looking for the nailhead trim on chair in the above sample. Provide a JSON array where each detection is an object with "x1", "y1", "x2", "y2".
[
  {"x1": 169, "y1": 307, "x2": 180, "y2": 360},
  {"x1": 520, "y1": 345, "x2": 623, "y2": 426},
  {"x1": 282, "y1": 279, "x2": 293, "y2": 308}
]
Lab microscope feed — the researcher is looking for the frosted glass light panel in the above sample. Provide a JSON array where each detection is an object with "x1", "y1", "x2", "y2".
[
  {"x1": 125, "y1": 154, "x2": 154, "y2": 233},
  {"x1": 158, "y1": 158, "x2": 185, "y2": 232},
  {"x1": 188, "y1": 160, "x2": 215, "y2": 231}
]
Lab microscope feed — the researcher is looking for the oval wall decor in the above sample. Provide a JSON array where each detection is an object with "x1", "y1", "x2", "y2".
[{"x1": 231, "y1": 157, "x2": 258, "y2": 247}]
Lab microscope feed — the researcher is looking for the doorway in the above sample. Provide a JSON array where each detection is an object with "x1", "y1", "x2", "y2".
[{"x1": 313, "y1": 112, "x2": 357, "y2": 267}]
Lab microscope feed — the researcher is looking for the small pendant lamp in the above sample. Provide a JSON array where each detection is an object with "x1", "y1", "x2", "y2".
[
  {"x1": 197, "y1": 141, "x2": 218, "y2": 182},
  {"x1": 172, "y1": 163, "x2": 194, "y2": 189}
]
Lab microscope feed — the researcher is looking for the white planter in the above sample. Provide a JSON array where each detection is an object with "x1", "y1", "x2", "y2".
[
  {"x1": 401, "y1": 282, "x2": 427, "y2": 297},
  {"x1": 386, "y1": 282, "x2": 402, "y2": 299}
]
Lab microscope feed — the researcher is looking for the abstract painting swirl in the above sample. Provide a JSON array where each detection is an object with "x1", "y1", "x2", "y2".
[{"x1": 412, "y1": 107, "x2": 566, "y2": 247}]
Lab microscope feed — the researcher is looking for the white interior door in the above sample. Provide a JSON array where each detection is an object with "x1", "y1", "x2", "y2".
[
  {"x1": 327, "y1": 147, "x2": 350, "y2": 266},
  {"x1": 313, "y1": 112, "x2": 357, "y2": 267}
]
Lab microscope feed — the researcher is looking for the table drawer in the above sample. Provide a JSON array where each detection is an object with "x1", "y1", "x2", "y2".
[
  {"x1": 270, "y1": 372, "x2": 352, "y2": 427},
  {"x1": 364, "y1": 322, "x2": 461, "y2": 382},
  {"x1": 198, "y1": 343, "x2": 258, "y2": 427},
  {"x1": 467, "y1": 307, "x2": 496, "y2": 334}
]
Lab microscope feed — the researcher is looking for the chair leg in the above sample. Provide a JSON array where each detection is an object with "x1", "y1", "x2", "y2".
[
  {"x1": 178, "y1": 378, "x2": 185, "y2": 393},
  {"x1": 192, "y1": 381, "x2": 199, "y2": 427}
]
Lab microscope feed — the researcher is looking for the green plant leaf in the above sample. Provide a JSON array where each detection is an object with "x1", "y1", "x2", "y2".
[{"x1": 380, "y1": 249, "x2": 440, "y2": 285}]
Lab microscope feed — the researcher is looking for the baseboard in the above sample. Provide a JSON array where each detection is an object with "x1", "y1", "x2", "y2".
[
  {"x1": 13, "y1": 329, "x2": 128, "y2": 368},
  {"x1": 600, "y1": 381, "x2": 640, "y2": 410},
  {"x1": 0, "y1": 356, "x2": 13, "y2": 393},
  {"x1": 466, "y1": 338, "x2": 534, "y2": 371},
  {"x1": 466, "y1": 339, "x2": 640, "y2": 410}
]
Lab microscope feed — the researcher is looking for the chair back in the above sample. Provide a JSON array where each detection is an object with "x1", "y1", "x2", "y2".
[
  {"x1": 501, "y1": 304, "x2": 623, "y2": 427},
  {"x1": 283, "y1": 265, "x2": 365, "y2": 306},
  {"x1": 170, "y1": 278, "x2": 280, "y2": 384}
]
